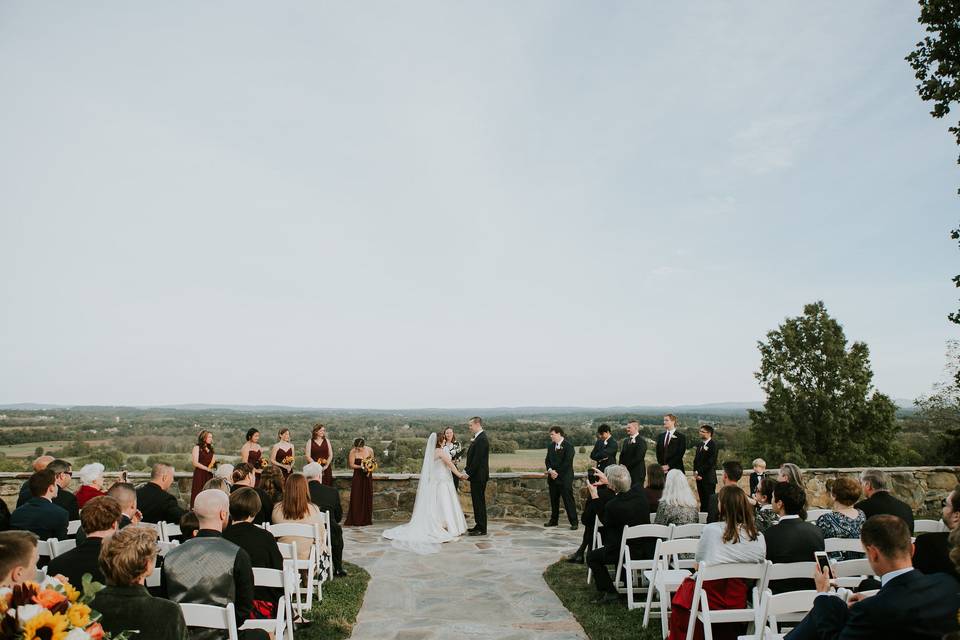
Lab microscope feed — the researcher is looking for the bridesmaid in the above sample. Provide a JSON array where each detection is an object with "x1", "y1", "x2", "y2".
[
  {"x1": 270, "y1": 428, "x2": 295, "y2": 480},
  {"x1": 345, "y1": 437, "x2": 374, "y2": 526},
  {"x1": 305, "y1": 423, "x2": 334, "y2": 486},
  {"x1": 240, "y1": 428, "x2": 264, "y2": 485},
  {"x1": 190, "y1": 430, "x2": 216, "y2": 507}
]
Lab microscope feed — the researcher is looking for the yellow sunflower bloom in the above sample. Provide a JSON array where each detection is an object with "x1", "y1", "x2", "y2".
[
  {"x1": 61, "y1": 583, "x2": 80, "y2": 604},
  {"x1": 22, "y1": 610, "x2": 69, "y2": 640},
  {"x1": 66, "y1": 603, "x2": 91, "y2": 628}
]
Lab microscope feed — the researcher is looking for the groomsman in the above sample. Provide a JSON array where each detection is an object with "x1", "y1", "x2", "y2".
[
  {"x1": 544, "y1": 427, "x2": 577, "y2": 530},
  {"x1": 693, "y1": 424, "x2": 718, "y2": 509},
  {"x1": 588, "y1": 424, "x2": 618, "y2": 483},
  {"x1": 656, "y1": 414, "x2": 687, "y2": 473},
  {"x1": 618, "y1": 420, "x2": 647, "y2": 488}
]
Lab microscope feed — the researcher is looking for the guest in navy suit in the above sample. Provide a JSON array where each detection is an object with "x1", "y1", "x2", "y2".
[
  {"x1": 10, "y1": 470, "x2": 68, "y2": 541},
  {"x1": 785, "y1": 515, "x2": 960, "y2": 640}
]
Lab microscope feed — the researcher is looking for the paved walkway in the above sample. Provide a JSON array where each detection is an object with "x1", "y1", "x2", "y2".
[{"x1": 342, "y1": 521, "x2": 588, "y2": 640}]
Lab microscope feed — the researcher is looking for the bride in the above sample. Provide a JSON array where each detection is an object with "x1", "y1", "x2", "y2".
[{"x1": 383, "y1": 431, "x2": 468, "y2": 553}]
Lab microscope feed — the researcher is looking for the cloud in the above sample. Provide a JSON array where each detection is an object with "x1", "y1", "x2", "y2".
[{"x1": 730, "y1": 114, "x2": 820, "y2": 175}]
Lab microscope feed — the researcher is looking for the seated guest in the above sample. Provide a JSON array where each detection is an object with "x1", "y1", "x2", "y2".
[
  {"x1": 655, "y1": 469, "x2": 699, "y2": 526},
  {"x1": 816, "y1": 477, "x2": 865, "y2": 559},
  {"x1": 707, "y1": 461, "x2": 743, "y2": 524},
  {"x1": 48, "y1": 495, "x2": 122, "y2": 588},
  {"x1": 669, "y1": 486, "x2": 766, "y2": 640},
  {"x1": 202, "y1": 477, "x2": 231, "y2": 494},
  {"x1": 214, "y1": 464, "x2": 235, "y2": 488},
  {"x1": 259, "y1": 466, "x2": 285, "y2": 505},
  {"x1": 303, "y1": 462, "x2": 346, "y2": 577},
  {"x1": 162, "y1": 490, "x2": 266, "y2": 640},
  {"x1": 856, "y1": 469, "x2": 915, "y2": 532},
  {"x1": 913, "y1": 484, "x2": 960, "y2": 581},
  {"x1": 17, "y1": 455, "x2": 55, "y2": 507},
  {"x1": 0, "y1": 498, "x2": 9, "y2": 531},
  {"x1": 754, "y1": 478, "x2": 780, "y2": 533},
  {"x1": 137, "y1": 463, "x2": 186, "y2": 525},
  {"x1": 764, "y1": 482, "x2": 824, "y2": 593},
  {"x1": 10, "y1": 469, "x2": 68, "y2": 540},
  {"x1": 272, "y1": 473, "x2": 326, "y2": 561},
  {"x1": 223, "y1": 488, "x2": 284, "y2": 617},
  {"x1": 231, "y1": 463, "x2": 273, "y2": 525},
  {"x1": 586, "y1": 465, "x2": 651, "y2": 604},
  {"x1": 567, "y1": 474, "x2": 616, "y2": 565},
  {"x1": 644, "y1": 463, "x2": 666, "y2": 512},
  {"x1": 0, "y1": 530, "x2": 40, "y2": 586},
  {"x1": 749, "y1": 458, "x2": 767, "y2": 497},
  {"x1": 76, "y1": 463, "x2": 107, "y2": 508},
  {"x1": 48, "y1": 459, "x2": 79, "y2": 521},
  {"x1": 91, "y1": 526, "x2": 188, "y2": 640},
  {"x1": 107, "y1": 482, "x2": 142, "y2": 528},
  {"x1": 179, "y1": 511, "x2": 200, "y2": 539},
  {"x1": 777, "y1": 463, "x2": 804, "y2": 489},
  {"x1": 785, "y1": 515, "x2": 960, "y2": 640}
]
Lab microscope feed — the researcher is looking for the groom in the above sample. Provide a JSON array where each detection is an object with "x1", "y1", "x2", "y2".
[{"x1": 463, "y1": 416, "x2": 489, "y2": 536}]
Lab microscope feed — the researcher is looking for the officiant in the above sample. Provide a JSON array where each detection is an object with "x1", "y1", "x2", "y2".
[{"x1": 544, "y1": 427, "x2": 578, "y2": 530}]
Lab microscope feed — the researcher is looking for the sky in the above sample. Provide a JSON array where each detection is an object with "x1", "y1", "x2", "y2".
[{"x1": 1, "y1": 2, "x2": 957, "y2": 408}]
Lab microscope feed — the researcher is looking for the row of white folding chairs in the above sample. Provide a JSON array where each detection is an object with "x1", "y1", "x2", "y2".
[
  {"x1": 258, "y1": 520, "x2": 331, "y2": 609},
  {"x1": 915, "y1": 519, "x2": 948, "y2": 534},
  {"x1": 612, "y1": 523, "x2": 707, "y2": 599},
  {"x1": 586, "y1": 520, "x2": 706, "y2": 585},
  {"x1": 739, "y1": 586, "x2": 881, "y2": 640}
]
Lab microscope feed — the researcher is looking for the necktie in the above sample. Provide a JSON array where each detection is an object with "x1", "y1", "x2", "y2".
[{"x1": 665, "y1": 432, "x2": 671, "y2": 448}]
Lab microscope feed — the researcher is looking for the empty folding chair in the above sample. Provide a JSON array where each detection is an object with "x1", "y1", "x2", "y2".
[
  {"x1": 642, "y1": 536, "x2": 699, "y2": 638},
  {"x1": 739, "y1": 588, "x2": 818, "y2": 640},
  {"x1": 241, "y1": 566, "x2": 298, "y2": 640},
  {"x1": 615, "y1": 523, "x2": 673, "y2": 600},
  {"x1": 48, "y1": 538, "x2": 77, "y2": 559},
  {"x1": 179, "y1": 602, "x2": 239, "y2": 640},
  {"x1": 685, "y1": 561, "x2": 769, "y2": 640},
  {"x1": 160, "y1": 521, "x2": 183, "y2": 543}
]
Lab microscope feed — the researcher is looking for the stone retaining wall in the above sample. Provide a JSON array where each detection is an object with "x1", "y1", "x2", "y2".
[{"x1": 2, "y1": 467, "x2": 957, "y2": 521}]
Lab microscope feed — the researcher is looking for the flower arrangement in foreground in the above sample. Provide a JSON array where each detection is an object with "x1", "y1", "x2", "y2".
[
  {"x1": 361, "y1": 455, "x2": 378, "y2": 475},
  {"x1": 0, "y1": 575, "x2": 126, "y2": 640}
]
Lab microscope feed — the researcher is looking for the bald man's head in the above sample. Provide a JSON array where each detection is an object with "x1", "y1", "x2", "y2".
[
  {"x1": 32, "y1": 455, "x2": 55, "y2": 472},
  {"x1": 193, "y1": 489, "x2": 230, "y2": 531}
]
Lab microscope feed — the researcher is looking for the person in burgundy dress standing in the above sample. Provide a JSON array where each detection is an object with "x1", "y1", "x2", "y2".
[
  {"x1": 240, "y1": 428, "x2": 265, "y2": 486},
  {"x1": 190, "y1": 430, "x2": 216, "y2": 507},
  {"x1": 270, "y1": 428, "x2": 295, "y2": 480},
  {"x1": 345, "y1": 437, "x2": 374, "y2": 526},
  {"x1": 305, "y1": 423, "x2": 334, "y2": 486}
]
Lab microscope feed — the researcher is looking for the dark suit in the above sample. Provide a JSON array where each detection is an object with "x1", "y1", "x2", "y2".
[
  {"x1": 307, "y1": 480, "x2": 344, "y2": 573},
  {"x1": 784, "y1": 569, "x2": 960, "y2": 640},
  {"x1": 749, "y1": 471, "x2": 764, "y2": 497},
  {"x1": 47, "y1": 537, "x2": 105, "y2": 588},
  {"x1": 0, "y1": 498, "x2": 10, "y2": 531},
  {"x1": 855, "y1": 492, "x2": 915, "y2": 533},
  {"x1": 545, "y1": 440, "x2": 577, "y2": 526},
  {"x1": 53, "y1": 489, "x2": 79, "y2": 522},
  {"x1": 137, "y1": 482, "x2": 186, "y2": 525},
  {"x1": 589, "y1": 437, "x2": 618, "y2": 483},
  {"x1": 763, "y1": 516, "x2": 825, "y2": 593},
  {"x1": 578, "y1": 485, "x2": 615, "y2": 553},
  {"x1": 465, "y1": 431, "x2": 490, "y2": 533},
  {"x1": 618, "y1": 436, "x2": 647, "y2": 488},
  {"x1": 655, "y1": 430, "x2": 686, "y2": 473},
  {"x1": 222, "y1": 521, "x2": 284, "y2": 608},
  {"x1": 913, "y1": 531, "x2": 960, "y2": 581},
  {"x1": 692, "y1": 439, "x2": 718, "y2": 508},
  {"x1": 10, "y1": 497, "x2": 68, "y2": 541},
  {"x1": 587, "y1": 489, "x2": 651, "y2": 593}
]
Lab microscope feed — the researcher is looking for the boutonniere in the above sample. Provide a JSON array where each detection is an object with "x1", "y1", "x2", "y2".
[{"x1": 702, "y1": 443, "x2": 709, "y2": 451}]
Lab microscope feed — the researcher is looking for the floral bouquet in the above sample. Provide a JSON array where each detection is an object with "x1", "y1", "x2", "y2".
[
  {"x1": 282, "y1": 455, "x2": 294, "y2": 466},
  {"x1": 258, "y1": 458, "x2": 269, "y2": 469},
  {"x1": 361, "y1": 456, "x2": 378, "y2": 475},
  {"x1": 448, "y1": 441, "x2": 464, "y2": 462},
  {"x1": 317, "y1": 459, "x2": 328, "y2": 467},
  {"x1": 0, "y1": 574, "x2": 125, "y2": 640}
]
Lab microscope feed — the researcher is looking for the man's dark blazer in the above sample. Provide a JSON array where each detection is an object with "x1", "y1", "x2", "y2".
[
  {"x1": 307, "y1": 480, "x2": 344, "y2": 572},
  {"x1": 763, "y1": 516, "x2": 825, "y2": 593},
  {"x1": 0, "y1": 498, "x2": 10, "y2": 531},
  {"x1": 229, "y1": 484, "x2": 273, "y2": 526},
  {"x1": 913, "y1": 531, "x2": 960, "y2": 581},
  {"x1": 693, "y1": 440, "x2": 718, "y2": 486},
  {"x1": 545, "y1": 440, "x2": 575, "y2": 487},
  {"x1": 589, "y1": 437, "x2": 618, "y2": 472},
  {"x1": 784, "y1": 570, "x2": 960, "y2": 640},
  {"x1": 465, "y1": 432, "x2": 489, "y2": 482},
  {"x1": 618, "y1": 436, "x2": 647, "y2": 487},
  {"x1": 137, "y1": 482, "x2": 186, "y2": 525},
  {"x1": 10, "y1": 497, "x2": 68, "y2": 540},
  {"x1": 48, "y1": 537, "x2": 105, "y2": 587},
  {"x1": 54, "y1": 489, "x2": 79, "y2": 522},
  {"x1": 854, "y1": 492, "x2": 914, "y2": 533},
  {"x1": 581, "y1": 485, "x2": 616, "y2": 528},
  {"x1": 655, "y1": 430, "x2": 687, "y2": 473},
  {"x1": 17, "y1": 481, "x2": 31, "y2": 508},
  {"x1": 598, "y1": 489, "x2": 651, "y2": 562}
]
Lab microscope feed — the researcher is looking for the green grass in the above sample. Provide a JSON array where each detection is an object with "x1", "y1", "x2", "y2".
[
  {"x1": 295, "y1": 562, "x2": 370, "y2": 640},
  {"x1": 543, "y1": 559, "x2": 661, "y2": 640}
]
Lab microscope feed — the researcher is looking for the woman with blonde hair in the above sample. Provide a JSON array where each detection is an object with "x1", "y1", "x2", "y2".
[{"x1": 655, "y1": 469, "x2": 698, "y2": 526}]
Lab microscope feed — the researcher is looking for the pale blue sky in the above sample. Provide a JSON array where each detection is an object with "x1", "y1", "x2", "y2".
[{"x1": 1, "y1": 2, "x2": 956, "y2": 408}]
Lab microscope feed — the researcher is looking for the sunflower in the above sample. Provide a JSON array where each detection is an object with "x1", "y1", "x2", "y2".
[
  {"x1": 61, "y1": 582, "x2": 79, "y2": 604},
  {"x1": 22, "y1": 610, "x2": 68, "y2": 640},
  {"x1": 66, "y1": 603, "x2": 90, "y2": 628}
]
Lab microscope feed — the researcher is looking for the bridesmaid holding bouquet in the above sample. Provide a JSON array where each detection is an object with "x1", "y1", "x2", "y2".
[
  {"x1": 270, "y1": 428, "x2": 295, "y2": 480},
  {"x1": 240, "y1": 428, "x2": 265, "y2": 485},
  {"x1": 345, "y1": 437, "x2": 374, "y2": 526},
  {"x1": 190, "y1": 430, "x2": 216, "y2": 506},
  {"x1": 305, "y1": 423, "x2": 334, "y2": 486}
]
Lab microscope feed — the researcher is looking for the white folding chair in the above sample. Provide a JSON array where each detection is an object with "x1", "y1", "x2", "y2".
[
  {"x1": 274, "y1": 538, "x2": 315, "y2": 611},
  {"x1": 67, "y1": 520, "x2": 81, "y2": 536},
  {"x1": 914, "y1": 519, "x2": 946, "y2": 534},
  {"x1": 805, "y1": 509, "x2": 830, "y2": 523},
  {"x1": 824, "y1": 538, "x2": 864, "y2": 554},
  {"x1": 739, "y1": 589, "x2": 818, "y2": 640},
  {"x1": 686, "y1": 561, "x2": 769, "y2": 640},
  {"x1": 145, "y1": 559, "x2": 162, "y2": 588},
  {"x1": 586, "y1": 518, "x2": 603, "y2": 585},
  {"x1": 672, "y1": 523, "x2": 705, "y2": 539},
  {"x1": 48, "y1": 538, "x2": 77, "y2": 559},
  {"x1": 179, "y1": 602, "x2": 239, "y2": 640},
  {"x1": 160, "y1": 521, "x2": 182, "y2": 543},
  {"x1": 698, "y1": 512, "x2": 709, "y2": 524},
  {"x1": 830, "y1": 558, "x2": 875, "y2": 589},
  {"x1": 242, "y1": 566, "x2": 297, "y2": 640},
  {"x1": 316, "y1": 511, "x2": 333, "y2": 582},
  {"x1": 763, "y1": 561, "x2": 816, "y2": 597},
  {"x1": 270, "y1": 522, "x2": 324, "y2": 603},
  {"x1": 642, "y1": 537, "x2": 698, "y2": 638},
  {"x1": 616, "y1": 524, "x2": 673, "y2": 603},
  {"x1": 36, "y1": 539, "x2": 53, "y2": 560},
  {"x1": 138, "y1": 522, "x2": 162, "y2": 540},
  {"x1": 157, "y1": 540, "x2": 180, "y2": 556}
]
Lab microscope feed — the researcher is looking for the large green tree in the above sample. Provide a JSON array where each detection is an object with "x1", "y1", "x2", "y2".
[
  {"x1": 748, "y1": 302, "x2": 899, "y2": 467},
  {"x1": 914, "y1": 340, "x2": 960, "y2": 462}
]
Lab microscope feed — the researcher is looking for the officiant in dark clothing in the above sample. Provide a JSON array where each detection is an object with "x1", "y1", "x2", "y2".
[
  {"x1": 618, "y1": 420, "x2": 647, "y2": 488},
  {"x1": 589, "y1": 424, "x2": 618, "y2": 483},
  {"x1": 544, "y1": 427, "x2": 577, "y2": 530}
]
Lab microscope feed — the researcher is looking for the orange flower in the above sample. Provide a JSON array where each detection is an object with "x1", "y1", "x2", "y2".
[
  {"x1": 87, "y1": 622, "x2": 104, "y2": 640},
  {"x1": 33, "y1": 588, "x2": 67, "y2": 609}
]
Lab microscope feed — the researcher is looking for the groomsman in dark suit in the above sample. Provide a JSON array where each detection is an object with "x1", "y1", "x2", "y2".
[
  {"x1": 693, "y1": 424, "x2": 718, "y2": 509},
  {"x1": 655, "y1": 414, "x2": 687, "y2": 473},
  {"x1": 544, "y1": 427, "x2": 577, "y2": 530},
  {"x1": 618, "y1": 420, "x2": 647, "y2": 488},
  {"x1": 588, "y1": 424, "x2": 618, "y2": 483}
]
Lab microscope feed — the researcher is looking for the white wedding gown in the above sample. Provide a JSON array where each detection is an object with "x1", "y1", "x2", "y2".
[{"x1": 382, "y1": 433, "x2": 467, "y2": 554}]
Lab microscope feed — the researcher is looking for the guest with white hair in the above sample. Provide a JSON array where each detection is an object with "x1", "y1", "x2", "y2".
[
  {"x1": 655, "y1": 469, "x2": 699, "y2": 526},
  {"x1": 76, "y1": 462, "x2": 106, "y2": 508},
  {"x1": 304, "y1": 462, "x2": 346, "y2": 577},
  {"x1": 214, "y1": 463, "x2": 235, "y2": 486}
]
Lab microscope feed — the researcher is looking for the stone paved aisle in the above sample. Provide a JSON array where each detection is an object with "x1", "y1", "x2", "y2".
[{"x1": 342, "y1": 521, "x2": 588, "y2": 640}]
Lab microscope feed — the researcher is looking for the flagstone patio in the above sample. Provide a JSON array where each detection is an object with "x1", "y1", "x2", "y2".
[{"x1": 342, "y1": 521, "x2": 588, "y2": 640}]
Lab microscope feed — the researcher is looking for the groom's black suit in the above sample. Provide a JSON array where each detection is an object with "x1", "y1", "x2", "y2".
[{"x1": 465, "y1": 431, "x2": 490, "y2": 533}]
